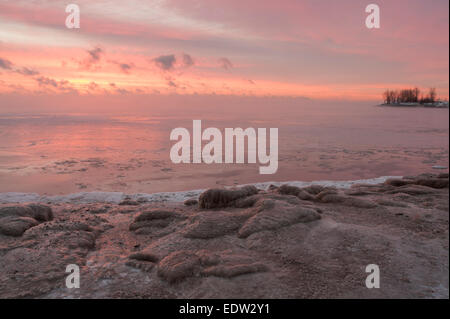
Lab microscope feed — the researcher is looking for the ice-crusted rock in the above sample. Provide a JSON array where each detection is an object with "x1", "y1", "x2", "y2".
[
  {"x1": 129, "y1": 209, "x2": 184, "y2": 234},
  {"x1": 0, "y1": 216, "x2": 38, "y2": 236},
  {"x1": 385, "y1": 179, "x2": 413, "y2": 187},
  {"x1": 386, "y1": 175, "x2": 449, "y2": 189},
  {"x1": 0, "y1": 213, "x2": 106, "y2": 298},
  {"x1": 0, "y1": 204, "x2": 53, "y2": 236},
  {"x1": 126, "y1": 252, "x2": 159, "y2": 272},
  {"x1": 183, "y1": 211, "x2": 254, "y2": 239},
  {"x1": 156, "y1": 249, "x2": 269, "y2": 283},
  {"x1": 415, "y1": 178, "x2": 449, "y2": 189},
  {"x1": 278, "y1": 184, "x2": 302, "y2": 196},
  {"x1": 198, "y1": 185, "x2": 258, "y2": 209},
  {"x1": 438, "y1": 173, "x2": 449, "y2": 179},
  {"x1": 386, "y1": 185, "x2": 438, "y2": 195},
  {"x1": 318, "y1": 193, "x2": 378, "y2": 208},
  {"x1": 278, "y1": 184, "x2": 315, "y2": 201},
  {"x1": 238, "y1": 198, "x2": 321, "y2": 238},
  {"x1": 184, "y1": 198, "x2": 198, "y2": 206},
  {"x1": 202, "y1": 263, "x2": 268, "y2": 278},
  {"x1": 157, "y1": 251, "x2": 201, "y2": 283}
]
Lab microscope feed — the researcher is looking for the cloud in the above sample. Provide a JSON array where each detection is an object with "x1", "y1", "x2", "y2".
[
  {"x1": 218, "y1": 57, "x2": 233, "y2": 70},
  {"x1": 116, "y1": 88, "x2": 130, "y2": 94},
  {"x1": 153, "y1": 54, "x2": 176, "y2": 71},
  {"x1": 108, "y1": 82, "x2": 129, "y2": 94},
  {"x1": 0, "y1": 58, "x2": 39, "y2": 76},
  {"x1": 118, "y1": 63, "x2": 133, "y2": 73},
  {"x1": 16, "y1": 67, "x2": 40, "y2": 76},
  {"x1": 88, "y1": 81, "x2": 100, "y2": 91},
  {"x1": 182, "y1": 53, "x2": 195, "y2": 67},
  {"x1": 35, "y1": 76, "x2": 75, "y2": 93},
  {"x1": 0, "y1": 57, "x2": 13, "y2": 70},
  {"x1": 87, "y1": 47, "x2": 103, "y2": 62},
  {"x1": 36, "y1": 76, "x2": 58, "y2": 87},
  {"x1": 167, "y1": 80, "x2": 177, "y2": 88},
  {"x1": 109, "y1": 60, "x2": 134, "y2": 74},
  {"x1": 79, "y1": 47, "x2": 104, "y2": 69}
]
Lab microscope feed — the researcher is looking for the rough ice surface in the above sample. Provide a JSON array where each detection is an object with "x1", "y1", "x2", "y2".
[{"x1": 0, "y1": 176, "x2": 400, "y2": 204}]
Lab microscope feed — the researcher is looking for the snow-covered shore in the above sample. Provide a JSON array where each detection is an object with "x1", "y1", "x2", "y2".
[{"x1": 0, "y1": 176, "x2": 401, "y2": 204}]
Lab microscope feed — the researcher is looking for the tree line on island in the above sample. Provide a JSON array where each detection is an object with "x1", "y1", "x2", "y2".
[{"x1": 382, "y1": 87, "x2": 438, "y2": 105}]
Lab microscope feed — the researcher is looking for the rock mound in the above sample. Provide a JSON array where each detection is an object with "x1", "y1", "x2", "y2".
[
  {"x1": 238, "y1": 198, "x2": 321, "y2": 238},
  {"x1": 386, "y1": 175, "x2": 449, "y2": 189},
  {"x1": 183, "y1": 211, "x2": 253, "y2": 239},
  {"x1": 0, "y1": 204, "x2": 53, "y2": 236},
  {"x1": 126, "y1": 252, "x2": 159, "y2": 272},
  {"x1": 278, "y1": 185, "x2": 315, "y2": 200},
  {"x1": 198, "y1": 185, "x2": 258, "y2": 209},
  {"x1": 129, "y1": 209, "x2": 183, "y2": 234},
  {"x1": 156, "y1": 249, "x2": 268, "y2": 283},
  {"x1": 202, "y1": 262, "x2": 268, "y2": 278},
  {"x1": 157, "y1": 251, "x2": 201, "y2": 283}
]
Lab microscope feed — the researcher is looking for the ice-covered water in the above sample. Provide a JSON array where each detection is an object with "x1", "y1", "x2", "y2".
[{"x1": 0, "y1": 100, "x2": 447, "y2": 195}]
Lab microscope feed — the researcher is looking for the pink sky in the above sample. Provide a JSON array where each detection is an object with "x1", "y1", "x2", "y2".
[{"x1": 0, "y1": 0, "x2": 448, "y2": 104}]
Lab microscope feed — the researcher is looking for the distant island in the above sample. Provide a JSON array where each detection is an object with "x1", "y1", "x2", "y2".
[{"x1": 381, "y1": 87, "x2": 449, "y2": 108}]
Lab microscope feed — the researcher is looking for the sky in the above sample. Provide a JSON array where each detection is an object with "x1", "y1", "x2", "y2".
[{"x1": 0, "y1": 0, "x2": 448, "y2": 106}]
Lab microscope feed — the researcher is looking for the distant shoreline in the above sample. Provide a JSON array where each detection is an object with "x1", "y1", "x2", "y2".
[{"x1": 379, "y1": 102, "x2": 449, "y2": 108}]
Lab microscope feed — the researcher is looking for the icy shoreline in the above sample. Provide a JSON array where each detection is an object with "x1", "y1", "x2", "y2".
[
  {"x1": 0, "y1": 175, "x2": 401, "y2": 204},
  {"x1": 0, "y1": 173, "x2": 448, "y2": 298}
]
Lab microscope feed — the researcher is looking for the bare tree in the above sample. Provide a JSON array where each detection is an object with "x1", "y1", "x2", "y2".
[
  {"x1": 428, "y1": 88, "x2": 437, "y2": 103},
  {"x1": 413, "y1": 87, "x2": 420, "y2": 103},
  {"x1": 383, "y1": 90, "x2": 391, "y2": 104},
  {"x1": 382, "y1": 87, "x2": 433, "y2": 104}
]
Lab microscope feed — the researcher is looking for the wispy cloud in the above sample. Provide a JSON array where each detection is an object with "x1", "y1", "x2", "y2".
[
  {"x1": 182, "y1": 53, "x2": 195, "y2": 67},
  {"x1": 35, "y1": 76, "x2": 58, "y2": 87},
  {"x1": 167, "y1": 80, "x2": 177, "y2": 88},
  {"x1": 78, "y1": 47, "x2": 104, "y2": 70},
  {"x1": 0, "y1": 57, "x2": 40, "y2": 76},
  {"x1": 87, "y1": 47, "x2": 103, "y2": 62},
  {"x1": 88, "y1": 81, "x2": 100, "y2": 91},
  {"x1": 218, "y1": 57, "x2": 233, "y2": 70},
  {"x1": 117, "y1": 62, "x2": 133, "y2": 73},
  {"x1": 16, "y1": 67, "x2": 39, "y2": 76},
  {"x1": 109, "y1": 60, "x2": 134, "y2": 74},
  {"x1": 0, "y1": 57, "x2": 13, "y2": 70},
  {"x1": 34, "y1": 76, "x2": 77, "y2": 94}
]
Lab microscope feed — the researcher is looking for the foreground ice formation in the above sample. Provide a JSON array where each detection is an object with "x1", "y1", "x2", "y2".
[{"x1": 0, "y1": 173, "x2": 448, "y2": 298}]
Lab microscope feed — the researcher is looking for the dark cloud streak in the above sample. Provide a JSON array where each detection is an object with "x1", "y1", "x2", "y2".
[
  {"x1": 16, "y1": 67, "x2": 40, "y2": 76},
  {"x1": 87, "y1": 47, "x2": 103, "y2": 62},
  {"x1": 0, "y1": 57, "x2": 13, "y2": 70},
  {"x1": 182, "y1": 53, "x2": 194, "y2": 67},
  {"x1": 79, "y1": 47, "x2": 104, "y2": 69},
  {"x1": 153, "y1": 54, "x2": 176, "y2": 71},
  {"x1": 218, "y1": 57, "x2": 233, "y2": 70},
  {"x1": 109, "y1": 60, "x2": 134, "y2": 74}
]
